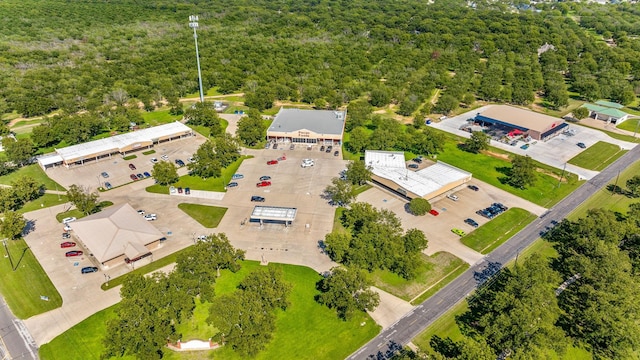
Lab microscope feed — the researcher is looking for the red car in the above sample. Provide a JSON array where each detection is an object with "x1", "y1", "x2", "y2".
[
  {"x1": 129, "y1": 163, "x2": 136, "y2": 170},
  {"x1": 65, "y1": 250, "x2": 83, "y2": 257},
  {"x1": 130, "y1": 174, "x2": 138, "y2": 181},
  {"x1": 60, "y1": 242, "x2": 76, "y2": 248},
  {"x1": 429, "y1": 209, "x2": 439, "y2": 216},
  {"x1": 266, "y1": 160, "x2": 278, "y2": 165},
  {"x1": 256, "y1": 181, "x2": 272, "y2": 187}
]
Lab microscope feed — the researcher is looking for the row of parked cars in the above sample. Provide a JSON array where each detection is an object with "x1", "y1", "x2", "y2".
[
  {"x1": 476, "y1": 202, "x2": 508, "y2": 219},
  {"x1": 60, "y1": 218, "x2": 99, "y2": 274}
]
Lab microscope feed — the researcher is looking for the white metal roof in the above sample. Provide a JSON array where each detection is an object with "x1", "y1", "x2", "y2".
[
  {"x1": 54, "y1": 122, "x2": 192, "y2": 162},
  {"x1": 268, "y1": 108, "x2": 345, "y2": 135},
  {"x1": 37, "y1": 153, "x2": 64, "y2": 166},
  {"x1": 365, "y1": 150, "x2": 471, "y2": 197},
  {"x1": 250, "y1": 206, "x2": 298, "y2": 221}
]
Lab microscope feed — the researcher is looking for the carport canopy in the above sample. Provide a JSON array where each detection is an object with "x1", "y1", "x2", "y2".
[{"x1": 250, "y1": 206, "x2": 298, "y2": 223}]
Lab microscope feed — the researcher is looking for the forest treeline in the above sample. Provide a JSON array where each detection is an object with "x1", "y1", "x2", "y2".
[{"x1": 1, "y1": 0, "x2": 639, "y2": 117}]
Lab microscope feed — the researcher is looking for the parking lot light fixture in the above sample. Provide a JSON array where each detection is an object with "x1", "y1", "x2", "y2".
[{"x1": 189, "y1": 15, "x2": 205, "y2": 104}]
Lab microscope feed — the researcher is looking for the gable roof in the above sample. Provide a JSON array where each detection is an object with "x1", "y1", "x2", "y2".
[
  {"x1": 268, "y1": 108, "x2": 346, "y2": 135},
  {"x1": 582, "y1": 103, "x2": 628, "y2": 118},
  {"x1": 594, "y1": 100, "x2": 624, "y2": 109},
  {"x1": 70, "y1": 203, "x2": 163, "y2": 263}
]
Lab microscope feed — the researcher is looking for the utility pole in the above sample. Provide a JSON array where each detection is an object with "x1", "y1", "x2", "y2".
[
  {"x1": 613, "y1": 170, "x2": 620, "y2": 195},
  {"x1": 557, "y1": 162, "x2": 566, "y2": 189},
  {"x1": 189, "y1": 15, "x2": 205, "y2": 104}
]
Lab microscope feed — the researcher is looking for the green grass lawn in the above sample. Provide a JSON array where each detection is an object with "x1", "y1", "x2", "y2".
[
  {"x1": 616, "y1": 118, "x2": 640, "y2": 133},
  {"x1": 371, "y1": 252, "x2": 467, "y2": 302},
  {"x1": 178, "y1": 203, "x2": 227, "y2": 228},
  {"x1": 0, "y1": 238, "x2": 62, "y2": 319},
  {"x1": 141, "y1": 108, "x2": 183, "y2": 125},
  {"x1": 0, "y1": 164, "x2": 64, "y2": 191},
  {"x1": 43, "y1": 262, "x2": 380, "y2": 360},
  {"x1": 17, "y1": 194, "x2": 69, "y2": 214},
  {"x1": 461, "y1": 208, "x2": 537, "y2": 254},
  {"x1": 147, "y1": 155, "x2": 250, "y2": 194},
  {"x1": 434, "y1": 137, "x2": 582, "y2": 207},
  {"x1": 55, "y1": 201, "x2": 113, "y2": 223},
  {"x1": 567, "y1": 141, "x2": 627, "y2": 171}
]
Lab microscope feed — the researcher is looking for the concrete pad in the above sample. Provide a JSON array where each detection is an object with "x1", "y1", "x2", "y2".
[{"x1": 367, "y1": 286, "x2": 414, "y2": 329}]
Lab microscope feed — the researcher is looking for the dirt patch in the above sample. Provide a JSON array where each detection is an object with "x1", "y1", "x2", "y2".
[
  {"x1": 536, "y1": 168, "x2": 565, "y2": 182},
  {"x1": 483, "y1": 150, "x2": 511, "y2": 161}
]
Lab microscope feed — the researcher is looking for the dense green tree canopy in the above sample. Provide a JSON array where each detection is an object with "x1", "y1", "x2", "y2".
[{"x1": 316, "y1": 267, "x2": 380, "y2": 321}]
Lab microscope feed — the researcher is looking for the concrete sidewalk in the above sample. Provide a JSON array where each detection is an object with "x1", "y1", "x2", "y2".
[{"x1": 367, "y1": 286, "x2": 414, "y2": 329}]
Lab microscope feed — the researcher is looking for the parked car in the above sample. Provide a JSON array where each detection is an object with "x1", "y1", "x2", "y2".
[
  {"x1": 129, "y1": 163, "x2": 136, "y2": 170},
  {"x1": 188, "y1": 157, "x2": 196, "y2": 163},
  {"x1": 251, "y1": 195, "x2": 266, "y2": 202},
  {"x1": 277, "y1": 155, "x2": 286, "y2": 161},
  {"x1": 467, "y1": 185, "x2": 479, "y2": 191},
  {"x1": 334, "y1": 150, "x2": 339, "y2": 157},
  {"x1": 267, "y1": 160, "x2": 278, "y2": 165},
  {"x1": 143, "y1": 172, "x2": 151, "y2": 178},
  {"x1": 264, "y1": 143, "x2": 271, "y2": 149},
  {"x1": 577, "y1": 142, "x2": 586, "y2": 149},
  {"x1": 65, "y1": 250, "x2": 83, "y2": 257},
  {"x1": 259, "y1": 175, "x2": 272, "y2": 181},
  {"x1": 256, "y1": 181, "x2": 272, "y2": 187},
  {"x1": 137, "y1": 210, "x2": 145, "y2": 215},
  {"x1": 104, "y1": 182, "x2": 113, "y2": 189},
  {"x1": 272, "y1": 143, "x2": 278, "y2": 149},
  {"x1": 327, "y1": 145, "x2": 333, "y2": 152},
  {"x1": 101, "y1": 172, "x2": 109, "y2": 178},
  {"x1": 60, "y1": 242, "x2": 76, "y2": 248},
  {"x1": 161, "y1": 155, "x2": 169, "y2": 160},
  {"x1": 185, "y1": 187, "x2": 191, "y2": 195},
  {"x1": 177, "y1": 187, "x2": 183, "y2": 194},
  {"x1": 136, "y1": 173, "x2": 144, "y2": 179},
  {"x1": 301, "y1": 159, "x2": 314, "y2": 168},
  {"x1": 451, "y1": 228, "x2": 466, "y2": 237},
  {"x1": 320, "y1": 145, "x2": 325, "y2": 152},
  {"x1": 62, "y1": 217, "x2": 76, "y2": 224},
  {"x1": 144, "y1": 213, "x2": 157, "y2": 221},
  {"x1": 447, "y1": 194, "x2": 459, "y2": 201},
  {"x1": 62, "y1": 232, "x2": 71, "y2": 239},
  {"x1": 130, "y1": 174, "x2": 138, "y2": 181},
  {"x1": 412, "y1": 157, "x2": 423, "y2": 164},
  {"x1": 64, "y1": 224, "x2": 72, "y2": 231},
  {"x1": 150, "y1": 157, "x2": 158, "y2": 164},
  {"x1": 227, "y1": 182, "x2": 239, "y2": 188},
  {"x1": 408, "y1": 164, "x2": 419, "y2": 169},
  {"x1": 169, "y1": 186, "x2": 176, "y2": 193},
  {"x1": 81, "y1": 267, "x2": 99, "y2": 274},
  {"x1": 464, "y1": 218, "x2": 479, "y2": 228},
  {"x1": 289, "y1": 144, "x2": 295, "y2": 150},
  {"x1": 429, "y1": 209, "x2": 439, "y2": 216},
  {"x1": 232, "y1": 173, "x2": 244, "y2": 180}
]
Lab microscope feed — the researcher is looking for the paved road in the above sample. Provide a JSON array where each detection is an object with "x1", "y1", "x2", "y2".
[
  {"x1": 348, "y1": 144, "x2": 640, "y2": 360},
  {"x1": 0, "y1": 297, "x2": 38, "y2": 360}
]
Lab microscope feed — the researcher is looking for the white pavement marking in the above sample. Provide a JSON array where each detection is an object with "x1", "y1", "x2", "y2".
[{"x1": 13, "y1": 319, "x2": 36, "y2": 359}]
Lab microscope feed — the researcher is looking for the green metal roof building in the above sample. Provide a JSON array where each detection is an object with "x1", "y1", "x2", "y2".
[{"x1": 581, "y1": 101, "x2": 629, "y2": 124}]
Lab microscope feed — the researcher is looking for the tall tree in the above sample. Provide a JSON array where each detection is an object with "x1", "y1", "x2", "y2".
[
  {"x1": 507, "y1": 155, "x2": 536, "y2": 189},
  {"x1": 2, "y1": 137, "x2": 35, "y2": 167},
  {"x1": 65, "y1": 184, "x2": 100, "y2": 215},
  {"x1": 316, "y1": 267, "x2": 380, "y2": 320},
  {"x1": 324, "y1": 178, "x2": 355, "y2": 206},
  {"x1": 236, "y1": 109, "x2": 266, "y2": 146},
  {"x1": 151, "y1": 161, "x2": 179, "y2": 186},
  {"x1": 0, "y1": 210, "x2": 26, "y2": 239},
  {"x1": 463, "y1": 131, "x2": 490, "y2": 154},
  {"x1": 345, "y1": 160, "x2": 372, "y2": 186}
]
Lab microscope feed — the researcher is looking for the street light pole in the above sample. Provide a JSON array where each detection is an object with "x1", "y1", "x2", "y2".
[{"x1": 189, "y1": 15, "x2": 205, "y2": 104}]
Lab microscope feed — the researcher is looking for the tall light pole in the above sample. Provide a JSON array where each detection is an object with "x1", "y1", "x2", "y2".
[{"x1": 189, "y1": 15, "x2": 205, "y2": 103}]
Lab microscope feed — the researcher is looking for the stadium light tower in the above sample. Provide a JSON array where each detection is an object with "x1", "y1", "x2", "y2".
[{"x1": 189, "y1": 15, "x2": 205, "y2": 103}]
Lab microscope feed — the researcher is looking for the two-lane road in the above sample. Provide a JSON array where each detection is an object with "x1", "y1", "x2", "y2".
[
  {"x1": 349, "y1": 144, "x2": 640, "y2": 359},
  {"x1": 0, "y1": 297, "x2": 38, "y2": 360}
]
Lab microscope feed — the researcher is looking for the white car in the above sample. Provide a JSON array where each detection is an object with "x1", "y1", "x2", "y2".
[
  {"x1": 170, "y1": 186, "x2": 176, "y2": 194},
  {"x1": 144, "y1": 214, "x2": 157, "y2": 221},
  {"x1": 62, "y1": 217, "x2": 77, "y2": 224},
  {"x1": 447, "y1": 194, "x2": 459, "y2": 201},
  {"x1": 150, "y1": 158, "x2": 158, "y2": 164},
  {"x1": 197, "y1": 235, "x2": 208, "y2": 241},
  {"x1": 161, "y1": 155, "x2": 169, "y2": 161},
  {"x1": 137, "y1": 210, "x2": 145, "y2": 215},
  {"x1": 301, "y1": 159, "x2": 314, "y2": 168},
  {"x1": 64, "y1": 224, "x2": 72, "y2": 231}
]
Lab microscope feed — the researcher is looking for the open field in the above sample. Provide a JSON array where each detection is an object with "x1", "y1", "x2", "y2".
[
  {"x1": 461, "y1": 208, "x2": 537, "y2": 254},
  {"x1": 42, "y1": 262, "x2": 380, "y2": 360},
  {"x1": 0, "y1": 238, "x2": 62, "y2": 319},
  {"x1": 0, "y1": 164, "x2": 65, "y2": 190},
  {"x1": 17, "y1": 194, "x2": 69, "y2": 214},
  {"x1": 567, "y1": 141, "x2": 627, "y2": 171},
  {"x1": 177, "y1": 203, "x2": 227, "y2": 228},
  {"x1": 617, "y1": 118, "x2": 640, "y2": 133},
  {"x1": 141, "y1": 108, "x2": 183, "y2": 125},
  {"x1": 371, "y1": 252, "x2": 467, "y2": 302},
  {"x1": 435, "y1": 138, "x2": 581, "y2": 207}
]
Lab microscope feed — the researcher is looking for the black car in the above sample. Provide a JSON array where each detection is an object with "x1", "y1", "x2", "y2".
[
  {"x1": 185, "y1": 187, "x2": 191, "y2": 195},
  {"x1": 104, "y1": 182, "x2": 113, "y2": 190},
  {"x1": 320, "y1": 145, "x2": 325, "y2": 152},
  {"x1": 334, "y1": 150, "x2": 339, "y2": 156},
  {"x1": 81, "y1": 266, "x2": 99, "y2": 274},
  {"x1": 62, "y1": 232, "x2": 71, "y2": 239},
  {"x1": 467, "y1": 185, "x2": 479, "y2": 191},
  {"x1": 136, "y1": 173, "x2": 144, "y2": 179},
  {"x1": 289, "y1": 144, "x2": 295, "y2": 150},
  {"x1": 412, "y1": 157, "x2": 423, "y2": 163},
  {"x1": 493, "y1": 202, "x2": 508, "y2": 211},
  {"x1": 272, "y1": 143, "x2": 278, "y2": 149},
  {"x1": 251, "y1": 195, "x2": 266, "y2": 202},
  {"x1": 175, "y1": 159, "x2": 185, "y2": 167},
  {"x1": 408, "y1": 164, "x2": 419, "y2": 169},
  {"x1": 577, "y1": 142, "x2": 586, "y2": 149},
  {"x1": 327, "y1": 145, "x2": 333, "y2": 151}
]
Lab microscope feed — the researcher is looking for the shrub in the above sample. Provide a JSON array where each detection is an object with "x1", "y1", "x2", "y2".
[{"x1": 409, "y1": 198, "x2": 431, "y2": 215}]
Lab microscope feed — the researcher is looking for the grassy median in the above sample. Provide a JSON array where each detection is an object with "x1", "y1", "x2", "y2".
[
  {"x1": 461, "y1": 208, "x2": 537, "y2": 254},
  {"x1": 567, "y1": 141, "x2": 627, "y2": 171}
]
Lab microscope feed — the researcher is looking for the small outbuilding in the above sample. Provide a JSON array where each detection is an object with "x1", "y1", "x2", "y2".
[
  {"x1": 250, "y1": 206, "x2": 298, "y2": 227},
  {"x1": 581, "y1": 101, "x2": 629, "y2": 124},
  {"x1": 267, "y1": 108, "x2": 346, "y2": 145}
]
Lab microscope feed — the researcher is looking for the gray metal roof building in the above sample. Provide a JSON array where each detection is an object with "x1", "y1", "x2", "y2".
[{"x1": 267, "y1": 108, "x2": 346, "y2": 145}]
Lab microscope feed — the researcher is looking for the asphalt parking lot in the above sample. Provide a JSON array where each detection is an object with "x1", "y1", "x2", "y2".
[
  {"x1": 43, "y1": 135, "x2": 206, "y2": 190},
  {"x1": 429, "y1": 106, "x2": 637, "y2": 180},
  {"x1": 355, "y1": 179, "x2": 547, "y2": 265}
]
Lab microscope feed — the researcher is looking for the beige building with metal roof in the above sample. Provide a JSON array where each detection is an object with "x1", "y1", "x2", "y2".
[
  {"x1": 69, "y1": 203, "x2": 164, "y2": 268},
  {"x1": 267, "y1": 108, "x2": 346, "y2": 145},
  {"x1": 474, "y1": 105, "x2": 566, "y2": 141},
  {"x1": 37, "y1": 122, "x2": 193, "y2": 169}
]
